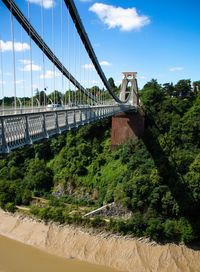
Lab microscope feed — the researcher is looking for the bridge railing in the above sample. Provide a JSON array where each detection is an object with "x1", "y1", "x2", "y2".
[
  {"x1": 0, "y1": 104, "x2": 135, "y2": 153},
  {"x1": 0, "y1": 101, "x2": 119, "y2": 116}
]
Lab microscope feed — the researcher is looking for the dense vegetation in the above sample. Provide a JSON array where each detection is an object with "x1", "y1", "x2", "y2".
[{"x1": 0, "y1": 78, "x2": 200, "y2": 244}]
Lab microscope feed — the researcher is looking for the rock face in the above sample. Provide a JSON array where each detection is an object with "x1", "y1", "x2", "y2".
[
  {"x1": 0, "y1": 210, "x2": 200, "y2": 272},
  {"x1": 84, "y1": 203, "x2": 131, "y2": 218}
]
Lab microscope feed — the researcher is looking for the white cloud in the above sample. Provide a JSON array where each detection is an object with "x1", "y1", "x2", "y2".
[
  {"x1": 83, "y1": 61, "x2": 111, "y2": 70},
  {"x1": 0, "y1": 80, "x2": 5, "y2": 85},
  {"x1": 0, "y1": 70, "x2": 11, "y2": 76},
  {"x1": 40, "y1": 70, "x2": 60, "y2": 79},
  {"x1": 169, "y1": 67, "x2": 184, "y2": 72},
  {"x1": 19, "y1": 59, "x2": 31, "y2": 65},
  {"x1": 15, "y1": 80, "x2": 25, "y2": 85},
  {"x1": 139, "y1": 76, "x2": 146, "y2": 79},
  {"x1": 20, "y1": 61, "x2": 41, "y2": 72},
  {"x1": 27, "y1": 0, "x2": 54, "y2": 9},
  {"x1": 24, "y1": 64, "x2": 41, "y2": 71},
  {"x1": 0, "y1": 40, "x2": 30, "y2": 52},
  {"x1": 89, "y1": 3, "x2": 150, "y2": 31},
  {"x1": 100, "y1": 61, "x2": 111, "y2": 66},
  {"x1": 82, "y1": 63, "x2": 94, "y2": 70},
  {"x1": 92, "y1": 80, "x2": 98, "y2": 84}
]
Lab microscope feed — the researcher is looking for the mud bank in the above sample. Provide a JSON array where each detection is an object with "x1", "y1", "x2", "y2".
[{"x1": 0, "y1": 210, "x2": 200, "y2": 272}]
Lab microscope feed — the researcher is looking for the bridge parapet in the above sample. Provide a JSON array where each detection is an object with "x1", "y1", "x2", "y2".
[{"x1": 0, "y1": 105, "x2": 135, "y2": 154}]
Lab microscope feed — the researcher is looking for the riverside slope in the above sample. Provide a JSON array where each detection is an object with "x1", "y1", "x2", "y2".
[{"x1": 0, "y1": 210, "x2": 200, "y2": 272}]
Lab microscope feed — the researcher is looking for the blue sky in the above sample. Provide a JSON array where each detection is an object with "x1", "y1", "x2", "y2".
[
  {"x1": 0, "y1": 0, "x2": 200, "y2": 98},
  {"x1": 75, "y1": 0, "x2": 200, "y2": 86}
]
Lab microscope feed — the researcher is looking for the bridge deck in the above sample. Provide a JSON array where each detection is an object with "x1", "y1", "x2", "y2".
[{"x1": 0, "y1": 105, "x2": 136, "y2": 153}]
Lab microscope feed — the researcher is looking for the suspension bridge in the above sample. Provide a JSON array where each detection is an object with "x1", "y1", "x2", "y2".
[{"x1": 0, "y1": 0, "x2": 140, "y2": 153}]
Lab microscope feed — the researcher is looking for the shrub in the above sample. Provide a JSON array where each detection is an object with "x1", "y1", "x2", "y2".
[
  {"x1": 4, "y1": 202, "x2": 16, "y2": 213},
  {"x1": 145, "y1": 217, "x2": 164, "y2": 241}
]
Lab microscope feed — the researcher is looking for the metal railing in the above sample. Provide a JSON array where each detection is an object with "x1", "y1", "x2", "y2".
[{"x1": 0, "y1": 104, "x2": 136, "y2": 153}]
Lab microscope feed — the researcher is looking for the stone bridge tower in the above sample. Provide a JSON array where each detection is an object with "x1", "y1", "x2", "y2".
[{"x1": 119, "y1": 72, "x2": 139, "y2": 106}]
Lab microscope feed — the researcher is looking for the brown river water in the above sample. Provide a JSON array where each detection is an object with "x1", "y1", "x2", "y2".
[{"x1": 0, "y1": 235, "x2": 118, "y2": 272}]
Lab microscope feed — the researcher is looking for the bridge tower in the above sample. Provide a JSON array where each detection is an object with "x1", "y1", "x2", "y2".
[
  {"x1": 111, "y1": 72, "x2": 144, "y2": 148},
  {"x1": 119, "y1": 72, "x2": 139, "y2": 106}
]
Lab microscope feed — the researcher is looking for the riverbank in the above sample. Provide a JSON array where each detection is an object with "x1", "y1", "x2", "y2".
[{"x1": 0, "y1": 209, "x2": 200, "y2": 272}]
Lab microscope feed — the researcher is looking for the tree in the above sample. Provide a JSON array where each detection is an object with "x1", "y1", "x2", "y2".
[
  {"x1": 185, "y1": 154, "x2": 200, "y2": 202},
  {"x1": 143, "y1": 79, "x2": 162, "y2": 91},
  {"x1": 108, "y1": 77, "x2": 116, "y2": 89},
  {"x1": 21, "y1": 189, "x2": 32, "y2": 205},
  {"x1": 174, "y1": 79, "x2": 191, "y2": 98},
  {"x1": 145, "y1": 217, "x2": 163, "y2": 240},
  {"x1": 24, "y1": 158, "x2": 53, "y2": 192},
  {"x1": 48, "y1": 90, "x2": 63, "y2": 104},
  {"x1": 0, "y1": 180, "x2": 17, "y2": 208},
  {"x1": 163, "y1": 82, "x2": 175, "y2": 96},
  {"x1": 34, "y1": 90, "x2": 48, "y2": 106},
  {"x1": 193, "y1": 81, "x2": 200, "y2": 94},
  {"x1": 181, "y1": 104, "x2": 200, "y2": 146},
  {"x1": 140, "y1": 80, "x2": 165, "y2": 114},
  {"x1": 90, "y1": 86, "x2": 101, "y2": 96}
]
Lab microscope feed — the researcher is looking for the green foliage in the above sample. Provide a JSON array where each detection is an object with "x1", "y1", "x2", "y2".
[
  {"x1": 0, "y1": 180, "x2": 17, "y2": 208},
  {"x1": 4, "y1": 202, "x2": 16, "y2": 213},
  {"x1": 24, "y1": 158, "x2": 53, "y2": 192},
  {"x1": 177, "y1": 218, "x2": 194, "y2": 243},
  {"x1": 145, "y1": 217, "x2": 164, "y2": 241},
  {"x1": 0, "y1": 84, "x2": 200, "y2": 244},
  {"x1": 140, "y1": 80, "x2": 164, "y2": 113},
  {"x1": 185, "y1": 153, "x2": 200, "y2": 203},
  {"x1": 21, "y1": 189, "x2": 32, "y2": 205},
  {"x1": 108, "y1": 77, "x2": 116, "y2": 89},
  {"x1": 174, "y1": 79, "x2": 191, "y2": 97}
]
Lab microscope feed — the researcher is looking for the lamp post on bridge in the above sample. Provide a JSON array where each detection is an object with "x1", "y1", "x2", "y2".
[{"x1": 44, "y1": 87, "x2": 48, "y2": 108}]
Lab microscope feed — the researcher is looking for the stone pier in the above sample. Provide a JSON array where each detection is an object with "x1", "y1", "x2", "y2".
[{"x1": 111, "y1": 110, "x2": 144, "y2": 148}]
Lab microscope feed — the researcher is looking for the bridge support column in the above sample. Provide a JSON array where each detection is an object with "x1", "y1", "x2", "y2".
[{"x1": 111, "y1": 110, "x2": 144, "y2": 149}]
